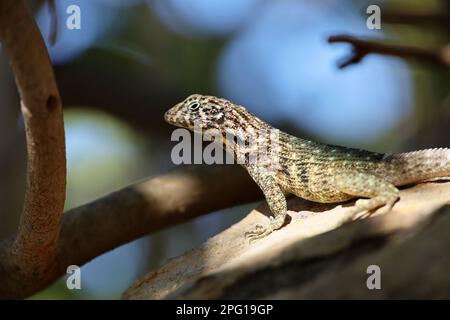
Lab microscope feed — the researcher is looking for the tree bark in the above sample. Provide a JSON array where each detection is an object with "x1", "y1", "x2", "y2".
[
  {"x1": 123, "y1": 181, "x2": 450, "y2": 299},
  {"x1": 0, "y1": 0, "x2": 66, "y2": 295}
]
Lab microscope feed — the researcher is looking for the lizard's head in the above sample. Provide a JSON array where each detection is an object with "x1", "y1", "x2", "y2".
[{"x1": 165, "y1": 94, "x2": 231, "y2": 133}]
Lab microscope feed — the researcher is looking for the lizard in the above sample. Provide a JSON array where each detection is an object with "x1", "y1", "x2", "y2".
[{"x1": 164, "y1": 94, "x2": 450, "y2": 241}]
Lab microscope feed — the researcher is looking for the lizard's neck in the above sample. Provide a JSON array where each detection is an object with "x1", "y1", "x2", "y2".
[
  {"x1": 219, "y1": 105, "x2": 278, "y2": 160},
  {"x1": 223, "y1": 105, "x2": 276, "y2": 133}
]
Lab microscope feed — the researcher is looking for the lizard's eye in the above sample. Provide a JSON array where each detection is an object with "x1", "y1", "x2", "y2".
[{"x1": 188, "y1": 102, "x2": 200, "y2": 111}]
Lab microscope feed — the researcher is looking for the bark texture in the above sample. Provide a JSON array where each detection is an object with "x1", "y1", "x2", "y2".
[{"x1": 123, "y1": 181, "x2": 450, "y2": 299}]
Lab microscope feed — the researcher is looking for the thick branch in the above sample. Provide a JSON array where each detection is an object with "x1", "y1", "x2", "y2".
[
  {"x1": 122, "y1": 182, "x2": 450, "y2": 299},
  {"x1": 0, "y1": 0, "x2": 66, "y2": 281},
  {"x1": 328, "y1": 34, "x2": 450, "y2": 68},
  {"x1": 0, "y1": 166, "x2": 262, "y2": 298}
]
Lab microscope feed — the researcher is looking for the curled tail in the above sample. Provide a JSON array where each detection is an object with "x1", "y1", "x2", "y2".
[{"x1": 387, "y1": 148, "x2": 450, "y2": 186}]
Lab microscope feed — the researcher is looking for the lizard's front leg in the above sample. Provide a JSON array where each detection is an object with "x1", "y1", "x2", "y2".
[{"x1": 244, "y1": 164, "x2": 287, "y2": 241}]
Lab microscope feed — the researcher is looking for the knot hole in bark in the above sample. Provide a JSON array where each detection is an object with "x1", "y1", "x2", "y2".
[{"x1": 46, "y1": 95, "x2": 58, "y2": 111}]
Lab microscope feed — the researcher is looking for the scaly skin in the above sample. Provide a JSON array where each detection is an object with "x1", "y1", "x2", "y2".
[{"x1": 165, "y1": 94, "x2": 450, "y2": 240}]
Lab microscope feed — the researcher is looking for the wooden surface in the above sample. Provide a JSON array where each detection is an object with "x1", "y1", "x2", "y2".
[{"x1": 123, "y1": 181, "x2": 450, "y2": 299}]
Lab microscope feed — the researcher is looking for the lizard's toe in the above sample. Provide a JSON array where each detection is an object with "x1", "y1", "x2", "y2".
[{"x1": 245, "y1": 225, "x2": 270, "y2": 242}]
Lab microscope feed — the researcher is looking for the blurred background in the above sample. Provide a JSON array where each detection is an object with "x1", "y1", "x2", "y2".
[{"x1": 0, "y1": 0, "x2": 449, "y2": 299}]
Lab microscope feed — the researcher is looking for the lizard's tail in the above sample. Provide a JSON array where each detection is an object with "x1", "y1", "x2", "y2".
[{"x1": 388, "y1": 148, "x2": 450, "y2": 186}]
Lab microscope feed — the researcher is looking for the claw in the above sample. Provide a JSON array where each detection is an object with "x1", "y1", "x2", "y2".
[
  {"x1": 245, "y1": 216, "x2": 286, "y2": 242},
  {"x1": 245, "y1": 224, "x2": 273, "y2": 242}
]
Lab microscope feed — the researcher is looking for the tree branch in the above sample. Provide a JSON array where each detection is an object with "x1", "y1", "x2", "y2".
[
  {"x1": 122, "y1": 182, "x2": 450, "y2": 299},
  {"x1": 0, "y1": 165, "x2": 262, "y2": 298},
  {"x1": 0, "y1": 0, "x2": 66, "y2": 287},
  {"x1": 328, "y1": 34, "x2": 450, "y2": 68},
  {"x1": 382, "y1": 11, "x2": 450, "y2": 31}
]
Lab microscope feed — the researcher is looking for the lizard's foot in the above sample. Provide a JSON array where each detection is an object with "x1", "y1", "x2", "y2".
[
  {"x1": 343, "y1": 201, "x2": 374, "y2": 222},
  {"x1": 351, "y1": 198, "x2": 372, "y2": 220},
  {"x1": 245, "y1": 216, "x2": 285, "y2": 242},
  {"x1": 245, "y1": 224, "x2": 272, "y2": 242},
  {"x1": 345, "y1": 197, "x2": 397, "y2": 223},
  {"x1": 374, "y1": 200, "x2": 396, "y2": 215}
]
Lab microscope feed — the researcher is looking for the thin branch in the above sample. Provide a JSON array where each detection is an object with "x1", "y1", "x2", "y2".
[
  {"x1": 0, "y1": 166, "x2": 262, "y2": 298},
  {"x1": 328, "y1": 34, "x2": 450, "y2": 68},
  {"x1": 0, "y1": 0, "x2": 66, "y2": 292},
  {"x1": 382, "y1": 11, "x2": 450, "y2": 31}
]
